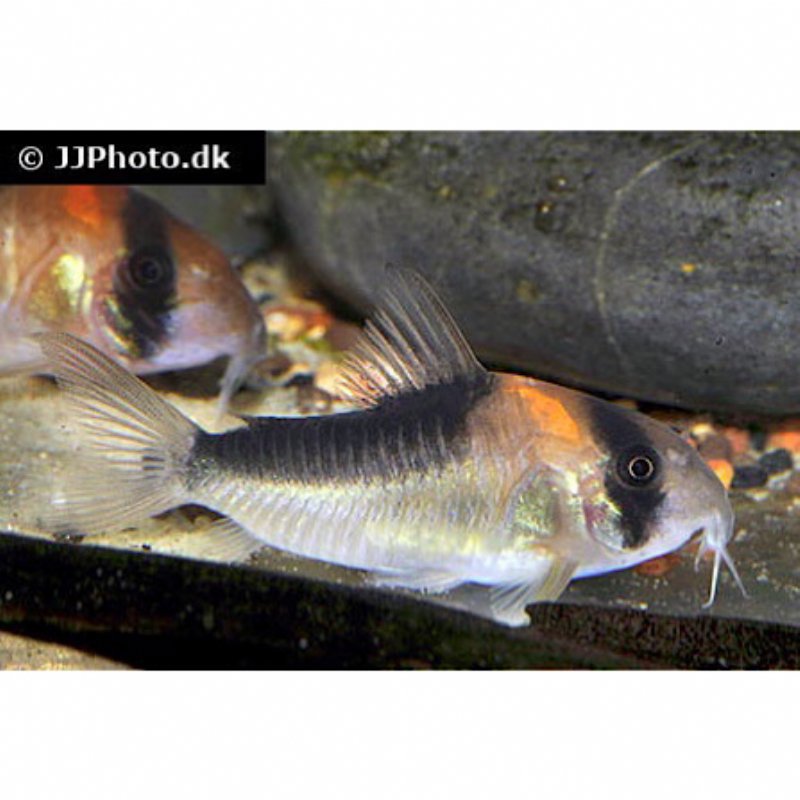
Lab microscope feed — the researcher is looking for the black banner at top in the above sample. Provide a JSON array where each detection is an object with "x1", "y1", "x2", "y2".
[{"x1": 0, "y1": 131, "x2": 267, "y2": 184}]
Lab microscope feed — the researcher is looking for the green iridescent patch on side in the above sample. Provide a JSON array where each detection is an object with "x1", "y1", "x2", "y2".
[
  {"x1": 28, "y1": 254, "x2": 88, "y2": 325},
  {"x1": 511, "y1": 473, "x2": 561, "y2": 540},
  {"x1": 53, "y1": 254, "x2": 86, "y2": 311}
]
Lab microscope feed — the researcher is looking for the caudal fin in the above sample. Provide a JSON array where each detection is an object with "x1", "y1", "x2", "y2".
[{"x1": 35, "y1": 332, "x2": 200, "y2": 535}]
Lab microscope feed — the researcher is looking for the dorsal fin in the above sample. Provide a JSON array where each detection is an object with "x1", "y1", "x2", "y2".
[{"x1": 337, "y1": 267, "x2": 486, "y2": 408}]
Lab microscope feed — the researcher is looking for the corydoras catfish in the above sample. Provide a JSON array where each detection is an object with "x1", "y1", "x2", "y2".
[
  {"x1": 0, "y1": 185, "x2": 265, "y2": 411},
  {"x1": 35, "y1": 269, "x2": 744, "y2": 626}
]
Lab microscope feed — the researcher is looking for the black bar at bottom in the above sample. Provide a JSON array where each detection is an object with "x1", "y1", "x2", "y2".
[{"x1": 0, "y1": 530, "x2": 796, "y2": 669}]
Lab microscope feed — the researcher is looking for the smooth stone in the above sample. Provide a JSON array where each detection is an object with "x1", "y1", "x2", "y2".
[
  {"x1": 759, "y1": 448, "x2": 794, "y2": 475},
  {"x1": 731, "y1": 464, "x2": 770, "y2": 489},
  {"x1": 268, "y1": 132, "x2": 800, "y2": 414}
]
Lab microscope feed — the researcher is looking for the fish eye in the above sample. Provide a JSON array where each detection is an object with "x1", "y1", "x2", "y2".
[
  {"x1": 616, "y1": 446, "x2": 661, "y2": 487},
  {"x1": 128, "y1": 248, "x2": 173, "y2": 289}
]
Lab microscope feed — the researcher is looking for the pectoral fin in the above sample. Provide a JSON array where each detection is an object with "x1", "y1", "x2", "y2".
[{"x1": 489, "y1": 558, "x2": 578, "y2": 627}]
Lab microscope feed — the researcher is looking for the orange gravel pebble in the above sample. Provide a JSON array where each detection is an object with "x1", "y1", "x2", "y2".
[
  {"x1": 766, "y1": 420, "x2": 800, "y2": 455},
  {"x1": 266, "y1": 305, "x2": 336, "y2": 343},
  {"x1": 719, "y1": 426, "x2": 751, "y2": 458},
  {"x1": 634, "y1": 552, "x2": 683, "y2": 577},
  {"x1": 706, "y1": 458, "x2": 734, "y2": 489},
  {"x1": 697, "y1": 434, "x2": 733, "y2": 462}
]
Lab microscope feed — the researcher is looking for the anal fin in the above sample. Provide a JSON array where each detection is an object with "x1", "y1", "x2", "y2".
[
  {"x1": 370, "y1": 568, "x2": 464, "y2": 595},
  {"x1": 183, "y1": 517, "x2": 265, "y2": 563}
]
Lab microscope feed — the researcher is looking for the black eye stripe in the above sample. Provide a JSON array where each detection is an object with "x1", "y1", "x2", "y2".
[
  {"x1": 112, "y1": 190, "x2": 177, "y2": 357},
  {"x1": 587, "y1": 400, "x2": 666, "y2": 549}
]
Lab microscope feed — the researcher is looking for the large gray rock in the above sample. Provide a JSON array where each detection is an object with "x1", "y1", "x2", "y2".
[{"x1": 268, "y1": 132, "x2": 800, "y2": 414}]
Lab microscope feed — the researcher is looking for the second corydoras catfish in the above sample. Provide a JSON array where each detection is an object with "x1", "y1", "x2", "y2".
[
  {"x1": 0, "y1": 185, "x2": 266, "y2": 412},
  {"x1": 36, "y1": 269, "x2": 743, "y2": 626}
]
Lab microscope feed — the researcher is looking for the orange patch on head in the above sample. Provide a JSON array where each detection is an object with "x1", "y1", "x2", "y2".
[
  {"x1": 506, "y1": 382, "x2": 581, "y2": 444},
  {"x1": 62, "y1": 186, "x2": 104, "y2": 229}
]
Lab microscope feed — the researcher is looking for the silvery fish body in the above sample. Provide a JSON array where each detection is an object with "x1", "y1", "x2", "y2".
[
  {"x1": 0, "y1": 185, "x2": 266, "y2": 410},
  {"x1": 36, "y1": 269, "x2": 743, "y2": 626}
]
